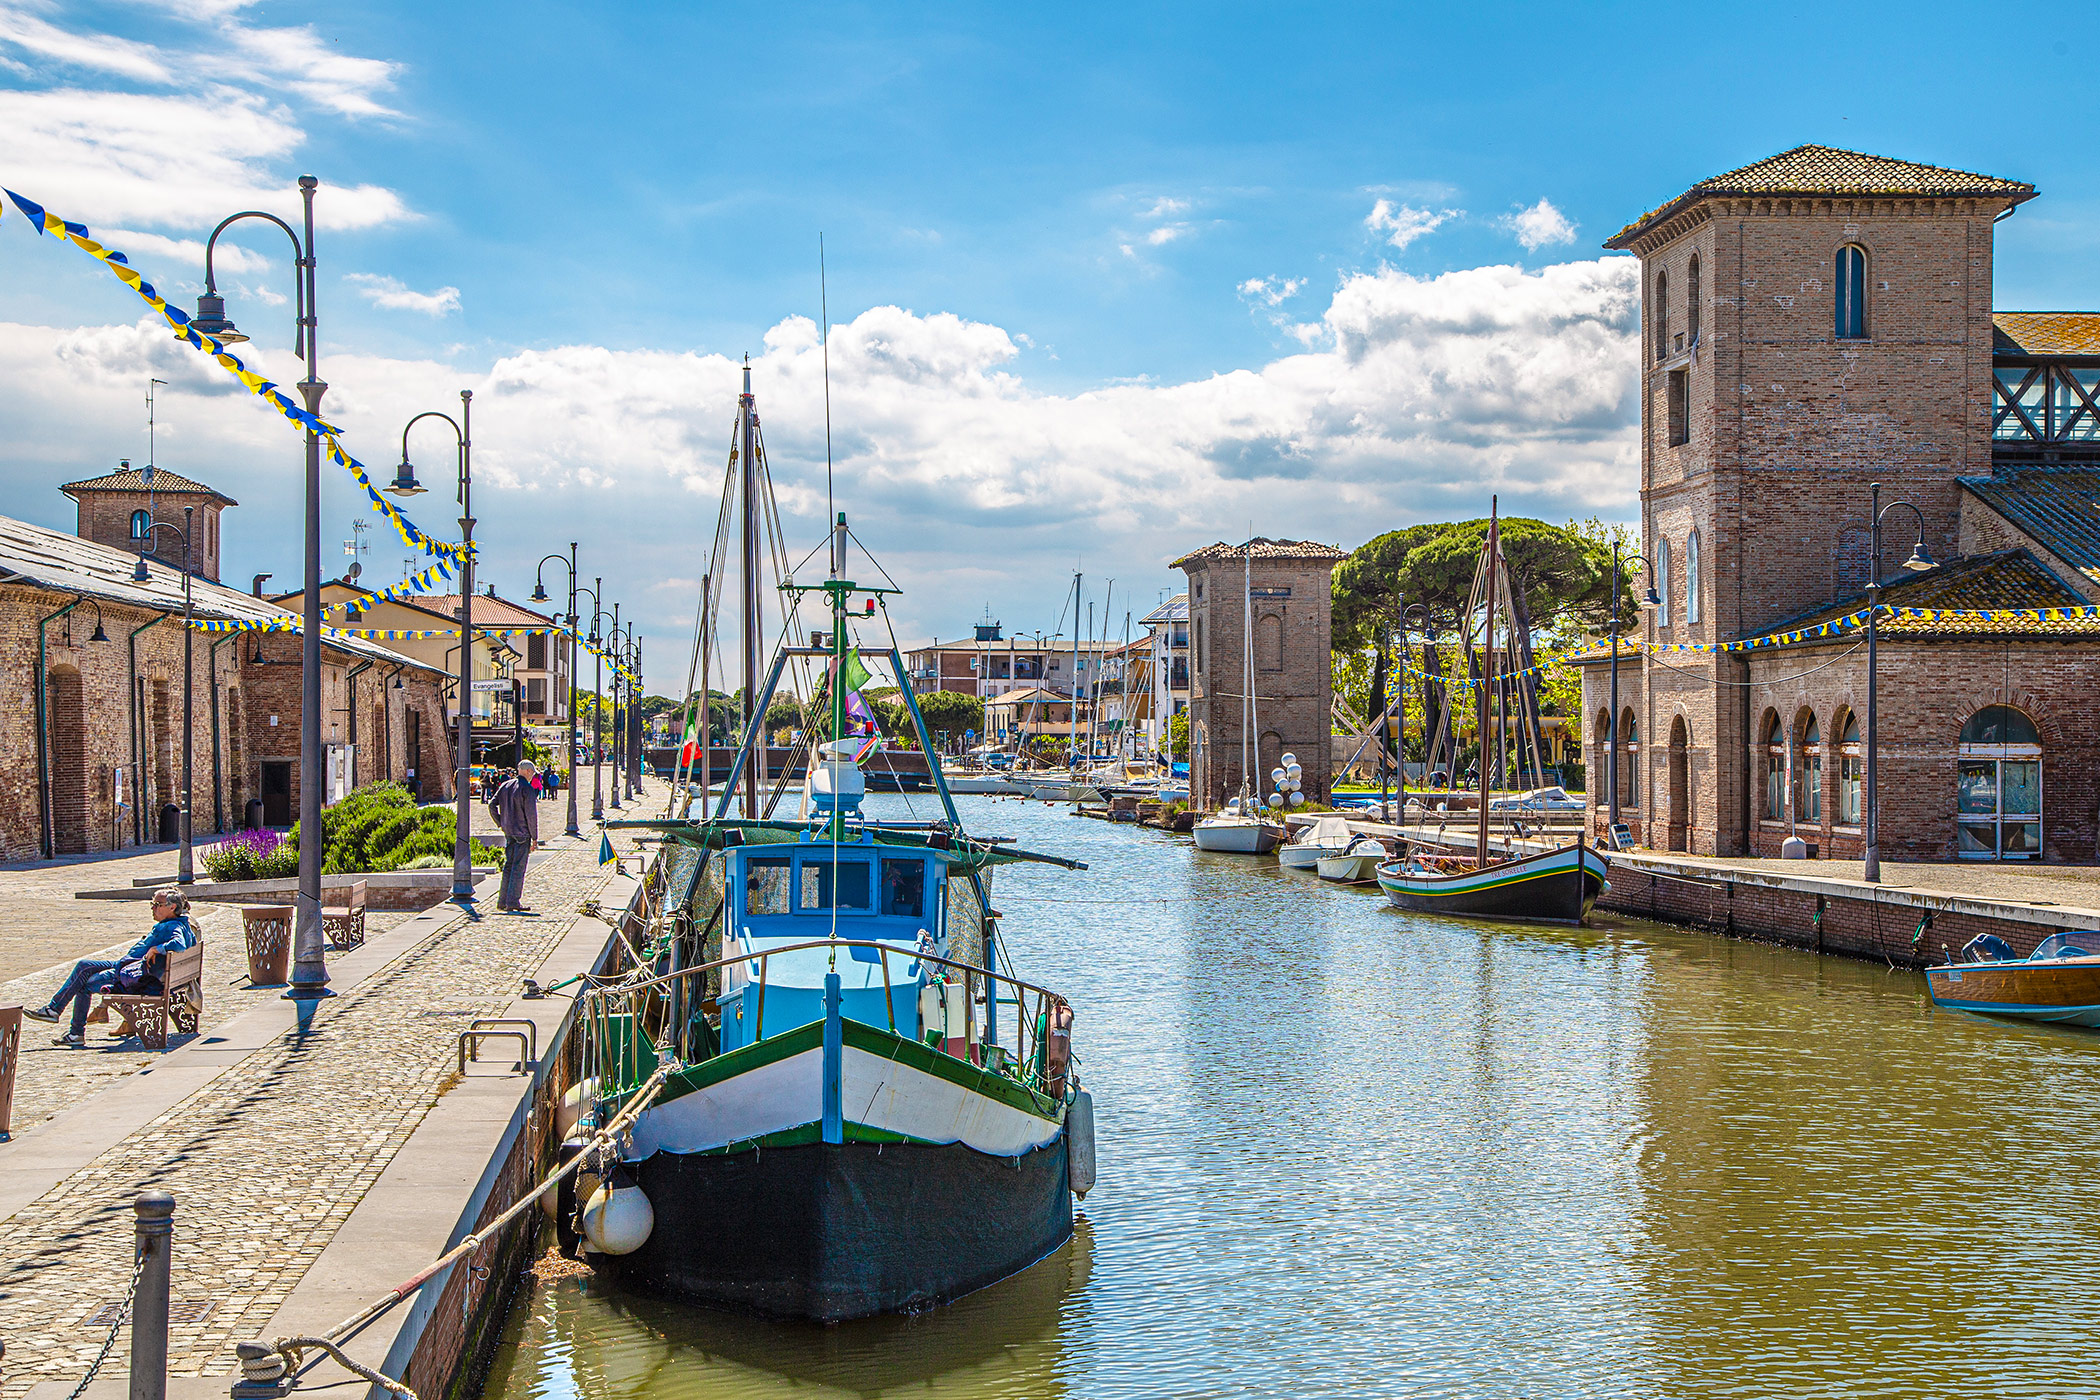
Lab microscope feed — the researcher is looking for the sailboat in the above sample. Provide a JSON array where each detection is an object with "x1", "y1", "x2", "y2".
[
  {"x1": 577, "y1": 366, "x2": 1097, "y2": 1321},
  {"x1": 1192, "y1": 542, "x2": 1285, "y2": 854},
  {"x1": 1374, "y1": 504, "x2": 1609, "y2": 924}
]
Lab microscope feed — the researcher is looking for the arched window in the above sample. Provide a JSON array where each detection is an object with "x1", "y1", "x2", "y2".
[
  {"x1": 1621, "y1": 709, "x2": 1640, "y2": 808},
  {"x1": 1655, "y1": 538, "x2": 1672, "y2": 626},
  {"x1": 1762, "y1": 711, "x2": 1784, "y2": 819},
  {"x1": 129, "y1": 509, "x2": 150, "y2": 541},
  {"x1": 1958, "y1": 706, "x2": 2041, "y2": 860},
  {"x1": 1796, "y1": 712, "x2": 1822, "y2": 823},
  {"x1": 1837, "y1": 710, "x2": 1863, "y2": 826},
  {"x1": 1685, "y1": 531, "x2": 1701, "y2": 625},
  {"x1": 1593, "y1": 710, "x2": 1611, "y2": 808},
  {"x1": 1835, "y1": 245, "x2": 1868, "y2": 340},
  {"x1": 1687, "y1": 254, "x2": 1702, "y2": 344},
  {"x1": 1654, "y1": 271, "x2": 1669, "y2": 361}
]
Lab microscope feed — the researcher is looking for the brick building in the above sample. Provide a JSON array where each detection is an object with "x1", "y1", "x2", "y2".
[
  {"x1": 1577, "y1": 144, "x2": 2100, "y2": 864},
  {"x1": 1176, "y1": 539, "x2": 1345, "y2": 808},
  {"x1": 2, "y1": 473, "x2": 454, "y2": 861}
]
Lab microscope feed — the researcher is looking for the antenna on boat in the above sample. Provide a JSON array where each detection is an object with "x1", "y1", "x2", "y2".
[{"x1": 820, "y1": 234, "x2": 837, "y2": 578}]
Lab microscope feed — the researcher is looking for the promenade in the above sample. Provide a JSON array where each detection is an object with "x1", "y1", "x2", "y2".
[{"x1": 0, "y1": 770, "x2": 659, "y2": 1400}]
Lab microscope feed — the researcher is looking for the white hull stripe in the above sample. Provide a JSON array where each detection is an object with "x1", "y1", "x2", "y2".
[{"x1": 632, "y1": 1045, "x2": 1062, "y2": 1158}]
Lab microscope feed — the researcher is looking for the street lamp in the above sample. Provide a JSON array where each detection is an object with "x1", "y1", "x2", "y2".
[
  {"x1": 607, "y1": 605, "x2": 625, "y2": 812},
  {"x1": 133, "y1": 508, "x2": 198, "y2": 884},
  {"x1": 386, "y1": 392, "x2": 475, "y2": 906},
  {"x1": 1863, "y1": 482, "x2": 1935, "y2": 884},
  {"x1": 576, "y1": 580, "x2": 606, "y2": 822},
  {"x1": 194, "y1": 177, "x2": 331, "y2": 997},
  {"x1": 532, "y1": 544, "x2": 583, "y2": 838},
  {"x1": 1607, "y1": 541, "x2": 1661, "y2": 842},
  {"x1": 628, "y1": 635, "x2": 644, "y2": 798}
]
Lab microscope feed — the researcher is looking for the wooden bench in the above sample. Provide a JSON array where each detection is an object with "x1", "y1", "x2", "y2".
[
  {"x1": 88, "y1": 942, "x2": 204, "y2": 1051},
  {"x1": 323, "y1": 881, "x2": 368, "y2": 950}
]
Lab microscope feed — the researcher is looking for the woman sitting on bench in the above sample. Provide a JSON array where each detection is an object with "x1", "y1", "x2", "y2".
[{"x1": 26, "y1": 889, "x2": 200, "y2": 1048}]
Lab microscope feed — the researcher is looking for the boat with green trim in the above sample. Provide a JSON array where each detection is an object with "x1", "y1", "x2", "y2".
[{"x1": 1374, "y1": 839, "x2": 1609, "y2": 924}]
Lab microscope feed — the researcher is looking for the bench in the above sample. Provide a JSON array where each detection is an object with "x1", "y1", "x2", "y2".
[
  {"x1": 88, "y1": 942, "x2": 204, "y2": 1051},
  {"x1": 323, "y1": 881, "x2": 368, "y2": 950}
]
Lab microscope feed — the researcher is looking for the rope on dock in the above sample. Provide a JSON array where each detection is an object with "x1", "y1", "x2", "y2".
[{"x1": 237, "y1": 1060, "x2": 678, "y2": 1400}]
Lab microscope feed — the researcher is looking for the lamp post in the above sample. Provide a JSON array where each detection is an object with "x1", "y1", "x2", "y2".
[
  {"x1": 628, "y1": 636, "x2": 644, "y2": 798},
  {"x1": 1607, "y1": 542, "x2": 1661, "y2": 840},
  {"x1": 192, "y1": 177, "x2": 331, "y2": 995},
  {"x1": 384, "y1": 391, "x2": 475, "y2": 905},
  {"x1": 532, "y1": 544, "x2": 583, "y2": 838},
  {"x1": 607, "y1": 605, "x2": 625, "y2": 812},
  {"x1": 133, "y1": 508, "x2": 197, "y2": 883},
  {"x1": 1863, "y1": 482, "x2": 1935, "y2": 884},
  {"x1": 577, "y1": 580, "x2": 605, "y2": 822}
]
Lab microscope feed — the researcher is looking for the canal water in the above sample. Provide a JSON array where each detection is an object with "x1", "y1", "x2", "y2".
[{"x1": 483, "y1": 794, "x2": 2100, "y2": 1400}]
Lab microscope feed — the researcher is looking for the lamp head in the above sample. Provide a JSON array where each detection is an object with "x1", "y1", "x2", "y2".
[
  {"x1": 387, "y1": 456, "x2": 426, "y2": 497},
  {"x1": 132, "y1": 553, "x2": 152, "y2": 583},
  {"x1": 1903, "y1": 541, "x2": 1936, "y2": 572},
  {"x1": 1639, "y1": 586, "x2": 1660, "y2": 608},
  {"x1": 89, "y1": 616, "x2": 109, "y2": 644},
  {"x1": 189, "y1": 289, "x2": 247, "y2": 344},
  {"x1": 530, "y1": 579, "x2": 549, "y2": 602}
]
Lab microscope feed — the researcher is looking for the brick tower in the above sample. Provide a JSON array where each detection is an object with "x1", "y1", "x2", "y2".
[
  {"x1": 1175, "y1": 538, "x2": 1346, "y2": 809},
  {"x1": 1595, "y1": 145, "x2": 2035, "y2": 854},
  {"x1": 61, "y1": 462, "x2": 236, "y2": 583}
]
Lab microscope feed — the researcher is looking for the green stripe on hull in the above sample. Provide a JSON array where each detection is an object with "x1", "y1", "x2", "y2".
[{"x1": 688, "y1": 1121, "x2": 931, "y2": 1156}]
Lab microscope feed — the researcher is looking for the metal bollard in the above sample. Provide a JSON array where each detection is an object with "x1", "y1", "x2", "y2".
[{"x1": 131, "y1": 1191, "x2": 174, "y2": 1400}]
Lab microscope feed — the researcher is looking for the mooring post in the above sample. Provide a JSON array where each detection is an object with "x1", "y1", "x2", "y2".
[{"x1": 131, "y1": 1190, "x2": 175, "y2": 1400}]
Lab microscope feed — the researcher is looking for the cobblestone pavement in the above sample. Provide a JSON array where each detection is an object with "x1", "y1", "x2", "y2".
[
  {"x1": 1651, "y1": 853, "x2": 2100, "y2": 912},
  {"x1": 0, "y1": 780, "x2": 663, "y2": 1400}
]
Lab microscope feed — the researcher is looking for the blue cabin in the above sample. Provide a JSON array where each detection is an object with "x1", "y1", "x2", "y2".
[{"x1": 715, "y1": 830, "x2": 956, "y2": 1054}]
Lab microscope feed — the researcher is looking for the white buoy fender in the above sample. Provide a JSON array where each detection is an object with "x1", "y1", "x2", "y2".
[
  {"x1": 542, "y1": 1133, "x2": 592, "y2": 1221},
  {"x1": 1279, "y1": 752, "x2": 1297, "y2": 767},
  {"x1": 1067, "y1": 1090, "x2": 1097, "y2": 1200},
  {"x1": 582, "y1": 1181, "x2": 655, "y2": 1255},
  {"x1": 554, "y1": 1078, "x2": 597, "y2": 1141}
]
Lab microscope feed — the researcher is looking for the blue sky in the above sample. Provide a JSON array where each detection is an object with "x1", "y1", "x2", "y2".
[{"x1": 3, "y1": 0, "x2": 2097, "y2": 678}]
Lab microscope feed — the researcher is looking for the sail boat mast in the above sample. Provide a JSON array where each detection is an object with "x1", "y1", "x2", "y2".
[
  {"x1": 1242, "y1": 542, "x2": 1254, "y2": 805},
  {"x1": 739, "y1": 358, "x2": 762, "y2": 818},
  {"x1": 1477, "y1": 502, "x2": 1498, "y2": 867}
]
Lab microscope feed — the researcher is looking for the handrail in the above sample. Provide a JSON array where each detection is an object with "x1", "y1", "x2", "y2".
[{"x1": 580, "y1": 935, "x2": 1065, "y2": 1010}]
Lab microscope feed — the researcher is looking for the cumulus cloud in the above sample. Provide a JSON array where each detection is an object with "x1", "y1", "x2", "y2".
[
  {"x1": 1238, "y1": 276, "x2": 1305, "y2": 309},
  {"x1": 1504, "y1": 198, "x2": 1578, "y2": 251},
  {"x1": 346, "y1": 273, "x2": 461, "y2": 316},
  {"x1": 1365, "y1": 198, "x2": 1462, "y2": 251},
  {"x1": 0, "y1": 254, "x2": 1641, "y2": 658},
  {"x1": 1146, "y1": 224, "x2": 1190, "y2": 246}
]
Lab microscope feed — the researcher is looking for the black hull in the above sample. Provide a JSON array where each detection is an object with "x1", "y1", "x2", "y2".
[
  {"x1": 599, "y1": 1138, "x2": 1073, "y2": 1322},
  {"x1": 1379, "y1": 847, "x2": 1608, "y2": 926}
]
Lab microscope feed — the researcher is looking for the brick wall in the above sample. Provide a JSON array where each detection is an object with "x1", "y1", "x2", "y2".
[
  {"x1": 71, "y1": 491, "x2": 227, "y2": 583},
  {"x1": 1181, "y1": 553, "x2": 1339, "y2": 807}
]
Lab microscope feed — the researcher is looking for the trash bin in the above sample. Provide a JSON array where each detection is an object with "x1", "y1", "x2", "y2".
[
  {"x1": 245, "y1": 799, "x2": 265, "y2": 830},
  {"x1": 241, "y1": 906, "x2": 294, "y2": 985},
  {"x1": 158, "y1": 803, "x2": 181, "y2": 844}
]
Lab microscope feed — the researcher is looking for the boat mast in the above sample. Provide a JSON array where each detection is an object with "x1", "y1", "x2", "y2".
[
  {"x1": 1070, "y1": 572, "x2": 1082, "y2": 768},
  {"x1": 739, "y1": 357, "x2": 761, "y2": 818},
  {"x1": 1477, "y1": 502, "x2": 1498, "y2": 867},
  {"x1": 1242, "y1": 541, "x2": 1255, "y2": 807},
  {"x1": 699, "y1": 573, "x2": 711, "y2": 813}
]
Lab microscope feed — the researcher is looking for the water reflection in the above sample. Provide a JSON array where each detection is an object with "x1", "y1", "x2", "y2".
[{"x1": 482, "y1": 795, "x2": 2100, "y2": 1400}]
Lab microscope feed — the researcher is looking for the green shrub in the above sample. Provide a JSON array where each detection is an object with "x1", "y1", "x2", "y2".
[{"x1": 288, "y1": 782, "x2": 493, "y2": 874}]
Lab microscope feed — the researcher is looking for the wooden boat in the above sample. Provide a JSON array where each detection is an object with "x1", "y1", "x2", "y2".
[
  {"x1": 1924, "y1": 931, "x2": 2100, "y2": 1027},
  {"x1": 1376, "y1": 837, "x2": 1609, "y2": 924}
]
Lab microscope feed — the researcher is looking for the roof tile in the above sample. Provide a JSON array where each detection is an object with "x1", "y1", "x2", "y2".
[
  {"x1": 1993, "y1": 312, "x2": 2100, "y2": 357},
  {"x1": 59, "y1": 466, "x2": 237, "y2": 506}
]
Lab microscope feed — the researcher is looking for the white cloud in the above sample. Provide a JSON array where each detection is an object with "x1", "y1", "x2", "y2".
[
  {"x1": 1142, "y1": 196, "x2": 1189, "y2": 219},
  {"x1": 1365, "y1": 198, "x2": 1462, "y2": 251},
  {"x1": 1146, "y1": 223, "x2": 1190, "y2": 246},
  {"x1": 1504, "y1": 198, "x2": 1578, "y2": 251},
  {"x1": 345, "y1": 273, "x2": 461, "y2": 317},
  {"x1": 1238, "y1": 275, "x2": 1305, "y2": 309},
  {"x1": 0, "y1": 5, "x2": 171, "y2": 81}
]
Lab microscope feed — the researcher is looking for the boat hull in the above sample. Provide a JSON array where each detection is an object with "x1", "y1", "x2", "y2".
[
  {"x1": 604, "y1": 1136, "x2": 1074, "y2": 1321},
  {"x1": 1191, "y1": 819, "x2": 1282, "y2": 854},
  {"x1": 1924, "y1": 958, "x2": 2100, "y2": 1027},
  {"x1": 1316, "y1": 851, "x2": 1383, "y2": 883},
  {"x1": 1376, "y1": 842, "x2": 1609, "y2": 925},
  {"x1": 1276, "y1": 842, "x2": 1345, "y2": 870}
]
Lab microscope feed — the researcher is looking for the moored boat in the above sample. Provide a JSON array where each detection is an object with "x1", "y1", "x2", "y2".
[
  {"x1": 1277, "y1": 814, "x2": 1357, "y2": 870},
  {"x1": 1924, "y1": 931, "x2": 2100, "y2": 1027},
  {"x1": 1375, "y1": 838, "x2": 1609, "y2": 924},
  {"x1": 1316, "y1": 833, "x2": 1388, "y2": 883}
]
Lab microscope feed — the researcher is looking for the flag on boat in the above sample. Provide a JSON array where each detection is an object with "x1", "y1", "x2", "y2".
[
  {"x1": 679, "y1": 709, "x2": 704, "y2": 766},
  {"x1": 598, "y1": 833, "x2": 615, "y2": 865},
  {"x1": 840, "y1": 646, "x2": 872, "y2": 694}
]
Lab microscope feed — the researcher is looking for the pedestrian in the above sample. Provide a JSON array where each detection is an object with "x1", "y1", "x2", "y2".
[
  {"x1": 25, "y1": 889, "x2": 199, "y2": 1047},
  {"x1": 489, "y1": 759, "x2": 541, "y2": 912}
]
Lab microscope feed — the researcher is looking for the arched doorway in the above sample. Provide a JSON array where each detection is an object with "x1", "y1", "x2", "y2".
[
  {"x1": 48, "y1": 666, "x2": 87, "y2": 854},
  {"x1": 1667, "y1": 716, "x2": 1690, "y2": 852},
  {"x1": 1958, "y1": 706, "x2": 2041, "y2": 860}
]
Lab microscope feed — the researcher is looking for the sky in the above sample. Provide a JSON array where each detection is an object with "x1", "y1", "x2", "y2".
[{"x1": 3, "y1": 0, "x2": 2098, "y2": 689}]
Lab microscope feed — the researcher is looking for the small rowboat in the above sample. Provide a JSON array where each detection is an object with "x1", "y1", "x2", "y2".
[
  {"x1": 1924, "y1": 931, "x2": 2100, "y2": 1027},
  {"x1": 1375, "y1": 838, "x2": 1609, "y2": 925},
  {"x1": 1316, "y1": 834, "x2": 1387, "y2": 884}
]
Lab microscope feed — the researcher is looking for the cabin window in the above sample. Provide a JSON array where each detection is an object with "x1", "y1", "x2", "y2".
[
  {"x1": 744, "y1": 857, "x2": 791, "y2": 916},
  {"x1": 800, "y1": 858, "x2": 872, "y2": 912},
  {"x1": 1835, "y1": 245, "x2": 1868, "y2": 340},
  {"x1": 881, "y1": 857, "x2": 926, "y2": 918}
]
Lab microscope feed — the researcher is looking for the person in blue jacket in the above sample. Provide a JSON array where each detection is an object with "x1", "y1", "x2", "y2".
[{"x1": 26, "y1": 888, "x2": 200, "y2": 1047}]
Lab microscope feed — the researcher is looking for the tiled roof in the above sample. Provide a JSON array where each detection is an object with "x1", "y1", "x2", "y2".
[
  {"x1": 1606, "y1": 144, "x2": 2036, "y2": 248},
  {"x1": 405, "y1": 593, "x2": 557, "y2": 629},
  {"x1": 0, "y1": 511, "x2": 437, "y2": 671},
  {"x1": 1962, "y1": 466, "x2": 2100, "y2": 589},
  {"x1": 1993, "y1": 312, "x2": 2100, "y2": 357},
  {"x1": 1777, "y1": 549, "x2": 2098, "y2": 638},
  {"x1": 1564, "y1": 640, "x2": 1645, "y2": 667},
  {"x1": 1171, "y1": 538, "x2": 1348, "y2": 568},
  {"x1": 59, "y1": 465, "x2": 237, "y2": 506},
  {"x1": 985, "y1": 685, "x2": 1073, "y2": 706}
]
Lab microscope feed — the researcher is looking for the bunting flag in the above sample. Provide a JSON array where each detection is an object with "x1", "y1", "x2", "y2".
[{"x1": 3, "y1": 188, "x2": 464, "y2": 561}]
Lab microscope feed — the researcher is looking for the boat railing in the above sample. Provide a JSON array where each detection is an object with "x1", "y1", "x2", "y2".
[{"x1": 578, "y1": 937, "x2": 1073, "y2": 1107}]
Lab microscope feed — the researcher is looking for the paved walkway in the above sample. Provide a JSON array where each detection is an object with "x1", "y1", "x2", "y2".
[{"x1": 0, "y1": 775, "x2": 665, "y2": 1400}]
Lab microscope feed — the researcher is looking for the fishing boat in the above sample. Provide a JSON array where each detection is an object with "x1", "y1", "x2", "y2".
[
  {"x1": 575, "y1": 367, "x2": 1096, "y2": 1322},
  {"x1": 1316, "y1": 833, "x2": 1389, "y2": 883},
  {"x1": 1277, "y1": 814, "x2": 1359, "y2": 871},
  {"x1": 1374, "y1": 502, "x2": 1609, "y2": 925},
  {"x1": 1924, "y1": 931, "x2": 2100, "y2": 1027}
]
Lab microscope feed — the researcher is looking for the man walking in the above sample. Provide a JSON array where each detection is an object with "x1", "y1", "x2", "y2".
[{"x1": 491, "y1": 759, "x2": 541, "y2": 913}]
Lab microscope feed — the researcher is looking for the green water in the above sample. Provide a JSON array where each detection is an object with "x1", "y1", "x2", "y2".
[{"x1": 481, "y1": 794, "x2": 2100, "y2": 1399}]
